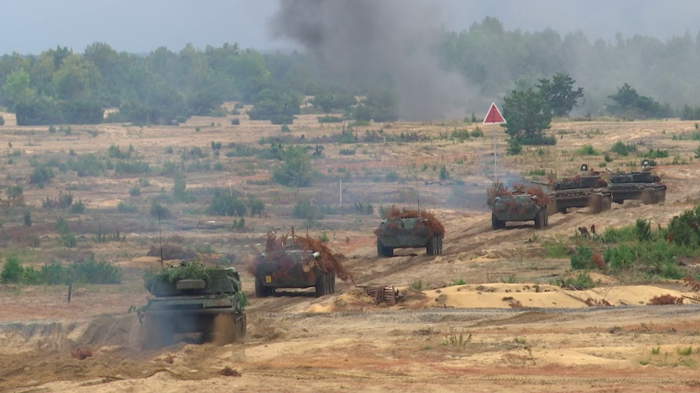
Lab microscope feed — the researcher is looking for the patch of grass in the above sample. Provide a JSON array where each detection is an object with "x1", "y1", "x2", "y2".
[
  {"x1": 452, "y1": 278, "x2": 466, "y2": 286},
  {"x1": 339, "y1": 148, "x2": 356, "y2": 156},
  {"x1": 677, "y1": 347, "x2": 693, "y2": 356},
  {"x1": 559, "y1": 272, "x2": 596, "y2": 290},
  {"x1": 117, "y1": 202, "x2": 138, "y2": 213},
  {"x1": 651, "y1": 347, "x2": 660, "y2": 355},
  {"x1": 610, "y1": 141, "x2": 637, "y2": 156},
  {"x1": 542, "y1": 238, "x2": 570, "y2": 258},
  {"x1": 639, "y1": 359, "x2": 650, "y2": 366},
  {"x1": 575, "y1": 145, "x2": 600, "y2": 156},
  {"x1": 410, "y1": 280, "x2": 423, "y2": 290}
]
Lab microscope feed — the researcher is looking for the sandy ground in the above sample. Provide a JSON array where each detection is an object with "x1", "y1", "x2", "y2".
[{"x1": 2, "y1": 113, "x2": 700, "y2": 392}]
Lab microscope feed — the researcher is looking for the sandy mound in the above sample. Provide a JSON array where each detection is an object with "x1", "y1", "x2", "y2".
[{"x1": 421, "y1": 283, "x2": 690, "y2": 309}]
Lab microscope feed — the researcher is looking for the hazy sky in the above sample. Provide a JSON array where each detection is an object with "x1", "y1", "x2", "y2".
[{"x1": 2, "y1": 0, "x2": 700, "y2": 55}]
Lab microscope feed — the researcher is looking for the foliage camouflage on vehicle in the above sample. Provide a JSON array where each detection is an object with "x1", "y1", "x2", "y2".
[
  {"x1": 138, "y1": 261, "x2": 246, "y2": 348},
  {"x1": 489, "y1": 182, "x2": 549, "y2": 230},
  {"x1": 249, "y1": 232, "x2": 349, "y2": 298},
  {"x1": 374, "y1": 206, "x2": 445, "y2": 257}
]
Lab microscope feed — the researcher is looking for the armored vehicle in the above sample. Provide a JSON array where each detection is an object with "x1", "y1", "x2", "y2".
[
  {"x1": 375, "y1": 217, "x2": 444, "y2": 257},
  {"x1": 491, "y1": 193, "x2": 549, "y2": 230},
  {"x1": 254, "y1": 243, "x2": 335, "y2": 298},
  {"x1": 608, "y1": 160, "x2": 666, "y2": 204},
  {"x1": 139, "y1": 263, "x2": 246, "y2": 348},
  {"x1": 549, "y1": 164, "x2": 612, "y2": 214}
]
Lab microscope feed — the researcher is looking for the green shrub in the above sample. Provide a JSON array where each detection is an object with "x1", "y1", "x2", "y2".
[
  {"x1": 318, "y1": 115, "x2": 343, "y2": 123},
  {"x1": 602, "y1": 226, "x2": 637, "y2": 243},
  {"x1": 231, "y1": 118, "x2": 240, "y2": 126},
  {"x1": 339, "y1": 148, "x2": 356, "y2": 156},
  {"x1": 471, "y1": 127, "x2": 484, "y2": 137},
  {"x1": 439, "y1": 165, "x2": 450, "y2": 181},
  {"x1": 129, "y1": 186, "x2": 141, "y2": 197},
  {"x1": 559, "y1": 272, "x2": 596, "y2": 290},
  {"x1": 150, "y1": 201, "x2": 172, "y2": 220},
  {"x1": 635, "y1": 218, "x2": 652, "y2": 242},
  {"x1": 247, "y1": 195, "x2": 265, "y2": 217},
  {"x1": 1, "y1": 256, "x2": 23, "y2": 283},
  {"x1": 68, "y1": 199, "x2": 86, "y2": 214},
  {"x1": 208, "y1": 189, "x2": 246, "y2": 216},
  {"x1": 293, "y1": 200, "x2": 324, "y2": 220},
  {"x1": 117, "y1": 201, "x2": 138, "y2": 213},
  {"x1": 211, "y1": 141, "x2": 222, "y2": 150},
  {"x1": 23, "y1": 211, "x2": 32, "y2": 227},
  {"x1": 542, "y1": 238, "x2": 570, "y2": 258},
  {"x1": 507, "y1": 139, "x2": 522, "y2": 155},
  {"x1": 610, "y1": 141, "x2": 637, "y2": 156},
  {"x1": 115, "y1": 160, "x2": 150, "y2": 175},
  {"x1": 575, "y1": 145, "x2": 600, "y2": 155},
  {"x1": 30, "y1": 165, "x2": 54, "y2": 185},
  {"x1": 570, "y1": 245, "x2": 594, "y2": 270},
  {"x1": 68, "y1": 257, "x2": 122, "y2": 284},
  {"x1": 280, "y1": 124, "x2": 291, "y2": 132},
  {"x1": 384, "y1": 171, "x2": 400, "y2": 182},
  {"x1": 450, "y1": 129, "x2": 471, "y2": 140},
  {"x1": 642, "y1": 148, "x2": 669, "y2": 159},
  {"x1": 172, "y1": 175, "x2": 195, "y2": 203},
  {"x1": 0, "y1": 115, "x2": 4, "y2": 126},
  {"x1": 603, "y1": 245, "x2": 636, "y2": 271},
  {"x1": 41, "y1": 263, "x2": 68, "y2": 285},
  {"x1": 353, "y1": 202, "x2": 374, "y2": 215},
  {"x1": 318, "y1": 230, "x2": 330, "y2": 243},
  {"x1": 59, "y1": 233, "x2": 77, "y2": 248},
  {"x1": 108, "y1": 144, "x2": 136, "y2": 159}
]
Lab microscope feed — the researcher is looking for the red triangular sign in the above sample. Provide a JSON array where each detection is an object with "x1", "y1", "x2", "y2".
[{"x1": 483, "y1": 102, "x2": 506, "y2": 124}]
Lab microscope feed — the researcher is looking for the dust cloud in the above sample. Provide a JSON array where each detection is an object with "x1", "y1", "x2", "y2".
[{"x1": 270, "y1": 0, "x2": 471, "y2": 121}]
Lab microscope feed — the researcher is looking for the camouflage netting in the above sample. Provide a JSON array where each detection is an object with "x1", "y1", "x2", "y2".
[
  {"x1": 248, "y1": 232, "x2": 353, "y2": 282},
  {"x1": 376, "y1": 205, "x2": 445, "y2": 237},
  {"x1": 487, "y1": 181, "x2": 549, "y2": 208}
]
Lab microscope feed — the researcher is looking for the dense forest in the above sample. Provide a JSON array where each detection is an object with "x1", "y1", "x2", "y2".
[{"x1": 1, "y1": 17, "x2": 700, "y2": 125}]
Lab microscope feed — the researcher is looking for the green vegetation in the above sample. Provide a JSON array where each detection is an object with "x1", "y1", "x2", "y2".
[
  {"x1": 558, "y1": 272, "x2": 596, "y2": 290},
  {"x1": 117, "y1": 201, "x2": 138, "y2": 213},
  {"x1": 536, "y1": 73, "x2": 585, "y2": 117},
  {"x1": 502, "y1": 88, "x2": 555, "y2": 145},
  {"x1": 353, "y1": 202, "x2": 374, "y2": 215},
  {"x1": 607, "y1": 83, "x2": 673, "y2": 119},
  {"x1": 339, "y1": 148, "x2": 356, "y2": 156},
  {"x1": 208, "y1": 189, "x2": 246, "y2": 217},
  {"x1": 1, "y1": 255, "x2": 121, "y2": 285},
  {"x1": 610, "y1": 141, "x2": 637, "y2": 156},
  {"x1": 271, "y1": 146, "x2": 314, "y2": 187},
  {"x1": 293, "y1": 200, "x2": 324, "y2": 220},
  {"x1": 575, "y1": 145, "x2": 600, "y2": 156}
]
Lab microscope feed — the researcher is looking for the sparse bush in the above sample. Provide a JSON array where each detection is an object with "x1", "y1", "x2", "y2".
[
  {"x1": 570, "y1": 245, "x2": 595, "y2": 270},
  {"x1": 384, "y1": 171, "x2": 400, "y2": 182},
  {"x1": 1, "y1": 256, "x2": 23, "y2": 283},
  {"x1": 353, "y1": 202, "x2": 374, "y2": 215},
  {"x1": 108, "y1": 144, "x2": 136, "y2": 159},
  {"x1": 115, "y1": 160, "x2": 150, "y2": 175},
  {"x1": 49, "y1": 125, "x2": 56, "y2": 133},
  {"x1": 603, "y1": 244, "x2": 636, "y2": 271},
  {"x1": 507, "y1": 139, "x2": 522, "y2": 155},
  {"x1": 58, "y1": 232, "x2": 77, "y2": 247},
  {"x1": 272, "y1": 146, "x2": 314, "y2": 187},
  {"x1": 93, "y1": 227, "x2": 125, "y2": 243},
  {"x1": 68, "y1": 199, "x2": 85, "y2": 214},
  {"x1": 318, "y1": 115, "x2": 343, "y2": 123},
  {"x1": 318, "y1": 230, "x2": 330, "y2": 243},
  {"x1": 30, "y1": 165, "x2": 54, "y2": 186},
  {"x1": 559, "y1": 272, "x2": 596, "y2": 290},
  {"x1": 635, "y1": 218, "x2": 652, "y2": 242},
  {"x1": 471, "y1": 127, "x2": 484, "y2": 137},
  {"x1": 293, "y1": 200, "x2": 324, "y2": 220},
  {"x1": 211, "y1": 141, "x2": 222, "y2": 150},
  {"x1": 410, "y1": 280, "x2": 423, "y2": 290},
  {"x1": 575, "y1": 145, "x2": 599, "y2": 155},
  {"x1": 172, "y1": 175, "x2": 195, "y2": 203},
  {"x1": 339, "y1": 148, "x2": 356, "y2": 156},
  {"x1": 610, "y1": 141, "x2": 637, "y2": 156},
  {"x1": 247, "y1": 195, "x2": 265, "y2": 217},
  {"x1": 208, "y1": 189, "x2": 246, "y2": 217},
  {"x1": 68, "y1": 256, "x2": 122, "y2": 284},
  {"x1": 0, "y1": 115, "x2": 4, "y2": 126},
  {"x1": 129, "y1": 186, "x2": 141, "y2": 197},
  {"x1": 23, "y1": 211, "x2": 32, "y2": 227},
  {"x1": 642, "y1": 148, "x2": 669, "y2": 159},
  {"x1": 231, "y1": 118, "x2": 240, "y2": 125},
  {"x1": 280, "y1": 124, "x2": 291, "y2": 132},
  {"x1": 439, "y1": 165, "x2": 450, "y2": 181},
  {"x1": 117, "y1": 201, "x2": 138, "y2": 213},
  {"x1": 542, "y1": 238, "x2": 570, "y2": 258},
  {"x1": 42, "y1": 192, "x2": 74, "y2": 209},
  {"x1": 150, "y1": 201, "x2": 172, "y2": 220}
]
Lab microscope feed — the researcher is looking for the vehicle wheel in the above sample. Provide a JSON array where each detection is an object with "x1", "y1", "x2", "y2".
[
  {"x1": 234, "y1": 313, "x2": 246, "y2": 341},
  {"x1": 377, "y1": 238, "x2": 393, "y2": 257},
  {"x1": 641, "y1": 189, "x2": 655, "y2": 204},
  {"x1": 656, "y1": 189, "x2": 666, "y2": 203},
  {"x1": 255, "y1": 275, "x2": 269, "y2": 298},
  {"x1": 590, "y1": 194, "x2": 602, "y2": 213},
  {"x1": 329, "y1": 273, "x2": 336, "y2": 294},
  {"x1": 426, "y1": 236, "x2": 435, "y2": 255},
  {"x1": 315, "y1": 272, "x2": 329, "y2": 297},
  {"x1": 491, "y1": 213, "x2": 504, "y2": 230},
  {"x1": 142, "y1": 316, "x2": 173, "y2": 349},
  {"x1": 214, "y1": 314, "x2": 245, "y2": 345},
  {"x1": 534, "y1": 209, "x2": 544, "y2": 229},
  {"x1": 558, "y1": 206, "x2": 568, "y2": 214}
]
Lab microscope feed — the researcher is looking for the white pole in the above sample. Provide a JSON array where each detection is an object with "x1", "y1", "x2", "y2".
[{"x1": 493, "y1": 130, "x2": 497, "y2": 180}]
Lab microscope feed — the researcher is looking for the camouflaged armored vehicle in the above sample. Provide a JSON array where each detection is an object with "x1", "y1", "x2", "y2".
[
  {"x1": 375, "y1": 216, "x2": 444, "y2": 257},
  {"x1": 491, "y1": 192, "x2": 549, "y2": 230},
  {"x1": 139, "y1": 262, "x2": 246, "y2": 348},
  {"x1": 608, "y1": 160, "x2": 666, "y2": 205},
  {"x1": 253, "y1": 240, "x2": 335, "y2": 298},
  {"x1": 549, "y1": 164, "x2": 612, "y2": 214}
]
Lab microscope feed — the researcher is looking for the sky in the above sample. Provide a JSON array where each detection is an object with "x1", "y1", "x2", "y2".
[{"x1": 2, "y1": 0, "x2": 700, "y2": 55}]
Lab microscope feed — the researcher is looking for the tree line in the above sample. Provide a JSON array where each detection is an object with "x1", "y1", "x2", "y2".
[{"x1": 2, "y1": 17, "x2": 700, "y2": 125}]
